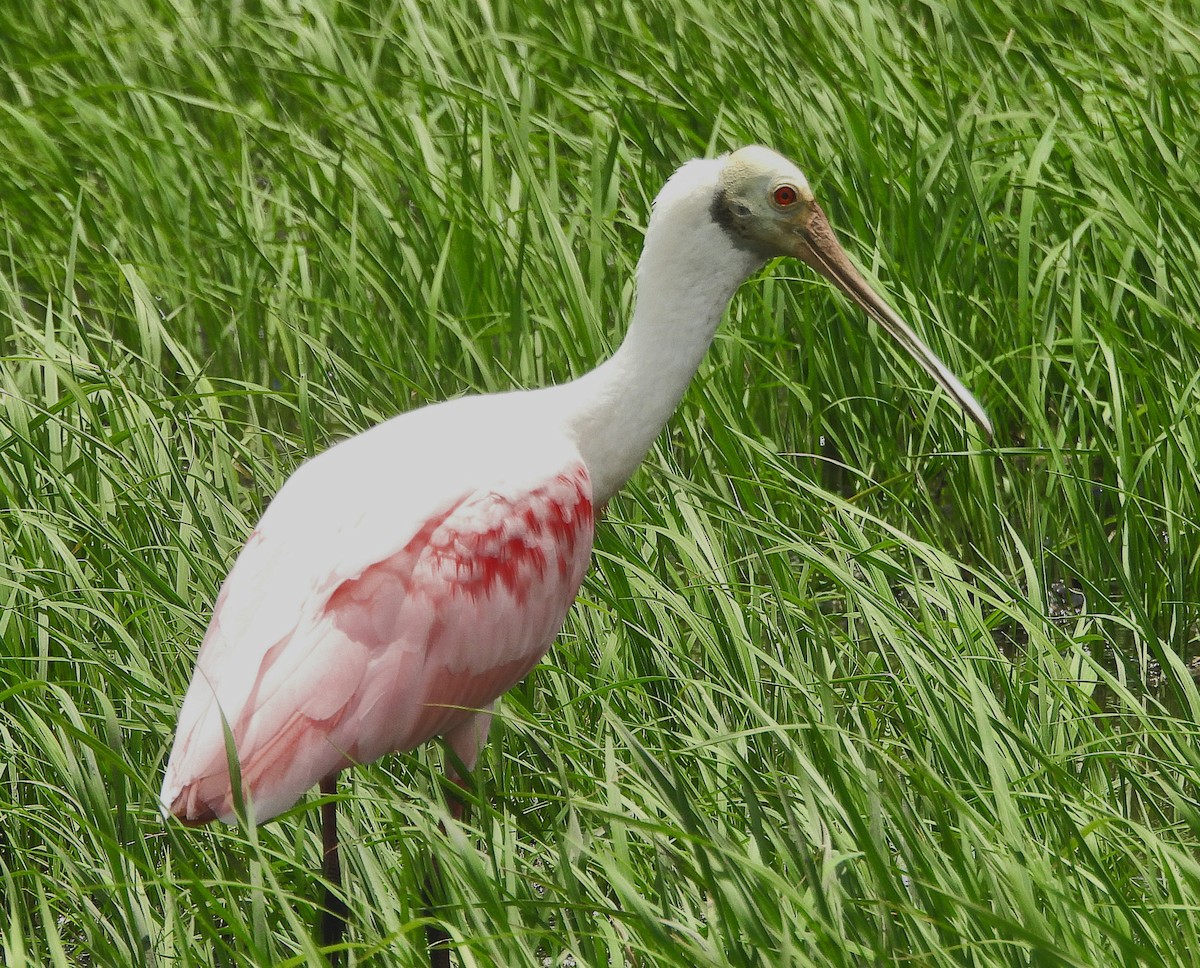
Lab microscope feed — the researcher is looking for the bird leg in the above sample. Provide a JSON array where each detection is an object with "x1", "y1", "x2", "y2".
[
  {"x1": 320, "y1": 769, "x2": 457, "y2": 967},
  {"x1": 320, "y1": 773, "x2": 348, "y2": 961},
  {"x1": 425, "y1": 866, "x2": 452, "y2": 968},
  {"x1": 424, "y1": 708, "x2": 492, "y2": 967},
  {"x1": 425, "y1": 771, "x2": 470, "y2": 968}
]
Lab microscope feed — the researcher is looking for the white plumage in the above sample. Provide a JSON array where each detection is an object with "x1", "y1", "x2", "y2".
[{"x1": 160, "y1": 145, "x2": 989, "y2": 954}]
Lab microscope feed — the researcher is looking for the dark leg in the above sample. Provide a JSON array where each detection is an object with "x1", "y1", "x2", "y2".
[
  {"x1": 424, "y1": 714, "x2": 490, "y2": 968},
  {"x1": 320, "y1": 774, "x2": 348, "y2": 961},
  {"x1": 424, "y1": 774, "x2": 470, "y2": 968},
  {"x1": 425, "y1": 872, "x2": 452, "y2": 968}
]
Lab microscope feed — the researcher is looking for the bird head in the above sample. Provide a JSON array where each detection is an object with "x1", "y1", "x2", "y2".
[{"x1": 712, "y1": 145, "x2": 992, "y2": 437}]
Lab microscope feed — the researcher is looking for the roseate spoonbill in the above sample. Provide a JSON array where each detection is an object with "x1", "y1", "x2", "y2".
[{"x1": 160, "y1": 145, "x2": 991, "y2": 961}]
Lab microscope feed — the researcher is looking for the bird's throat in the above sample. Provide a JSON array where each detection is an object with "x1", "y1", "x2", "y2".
[{"x1": 556, "y1": 241, "x2": 761, "y2": 504}]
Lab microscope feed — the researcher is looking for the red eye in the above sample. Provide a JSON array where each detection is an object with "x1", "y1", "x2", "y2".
[{"x1": 773, "y1": 184, "x2": 798, "y2": 207}]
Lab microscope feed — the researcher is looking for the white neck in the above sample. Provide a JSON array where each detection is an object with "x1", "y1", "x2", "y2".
[{"x1": 552, "y1": 162, "x2": 766, "y2": 505}]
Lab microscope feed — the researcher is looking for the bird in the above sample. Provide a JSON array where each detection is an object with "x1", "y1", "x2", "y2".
[{"x1": 160, "y1": 145, "x2": 991, "y2": 962}]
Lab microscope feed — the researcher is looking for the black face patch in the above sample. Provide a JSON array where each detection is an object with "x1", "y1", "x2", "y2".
[{"x1": 710, "y1": 187, "x2": 773, "y2": 256}]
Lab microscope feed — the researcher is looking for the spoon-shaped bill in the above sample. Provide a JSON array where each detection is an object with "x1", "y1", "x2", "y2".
[{"x1": 794, "y1": 204, "x2": 992, "y2": 438}]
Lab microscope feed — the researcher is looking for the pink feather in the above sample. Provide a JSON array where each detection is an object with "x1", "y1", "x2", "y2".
[{"x1": 161, "y1": 398, "x2": 594, "y2": 824}]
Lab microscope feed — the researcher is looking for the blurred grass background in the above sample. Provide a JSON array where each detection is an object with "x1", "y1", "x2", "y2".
[{"x1": 2, "y1": 0, "x2": 1199, "y2": 964}]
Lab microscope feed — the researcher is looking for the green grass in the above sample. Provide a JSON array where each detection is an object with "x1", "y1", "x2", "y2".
[{"x1": 2, "y1": 0, "x2": 1200, "y2": 964}]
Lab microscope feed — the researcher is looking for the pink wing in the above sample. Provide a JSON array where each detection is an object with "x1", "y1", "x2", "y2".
[{"x1": 161, "y1": 419, "x2": 593, "y2": 825}]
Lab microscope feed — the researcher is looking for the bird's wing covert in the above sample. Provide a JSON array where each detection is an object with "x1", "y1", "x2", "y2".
[{"x1": 161, "y1": 413, "x2": 594, "y2": 824}]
